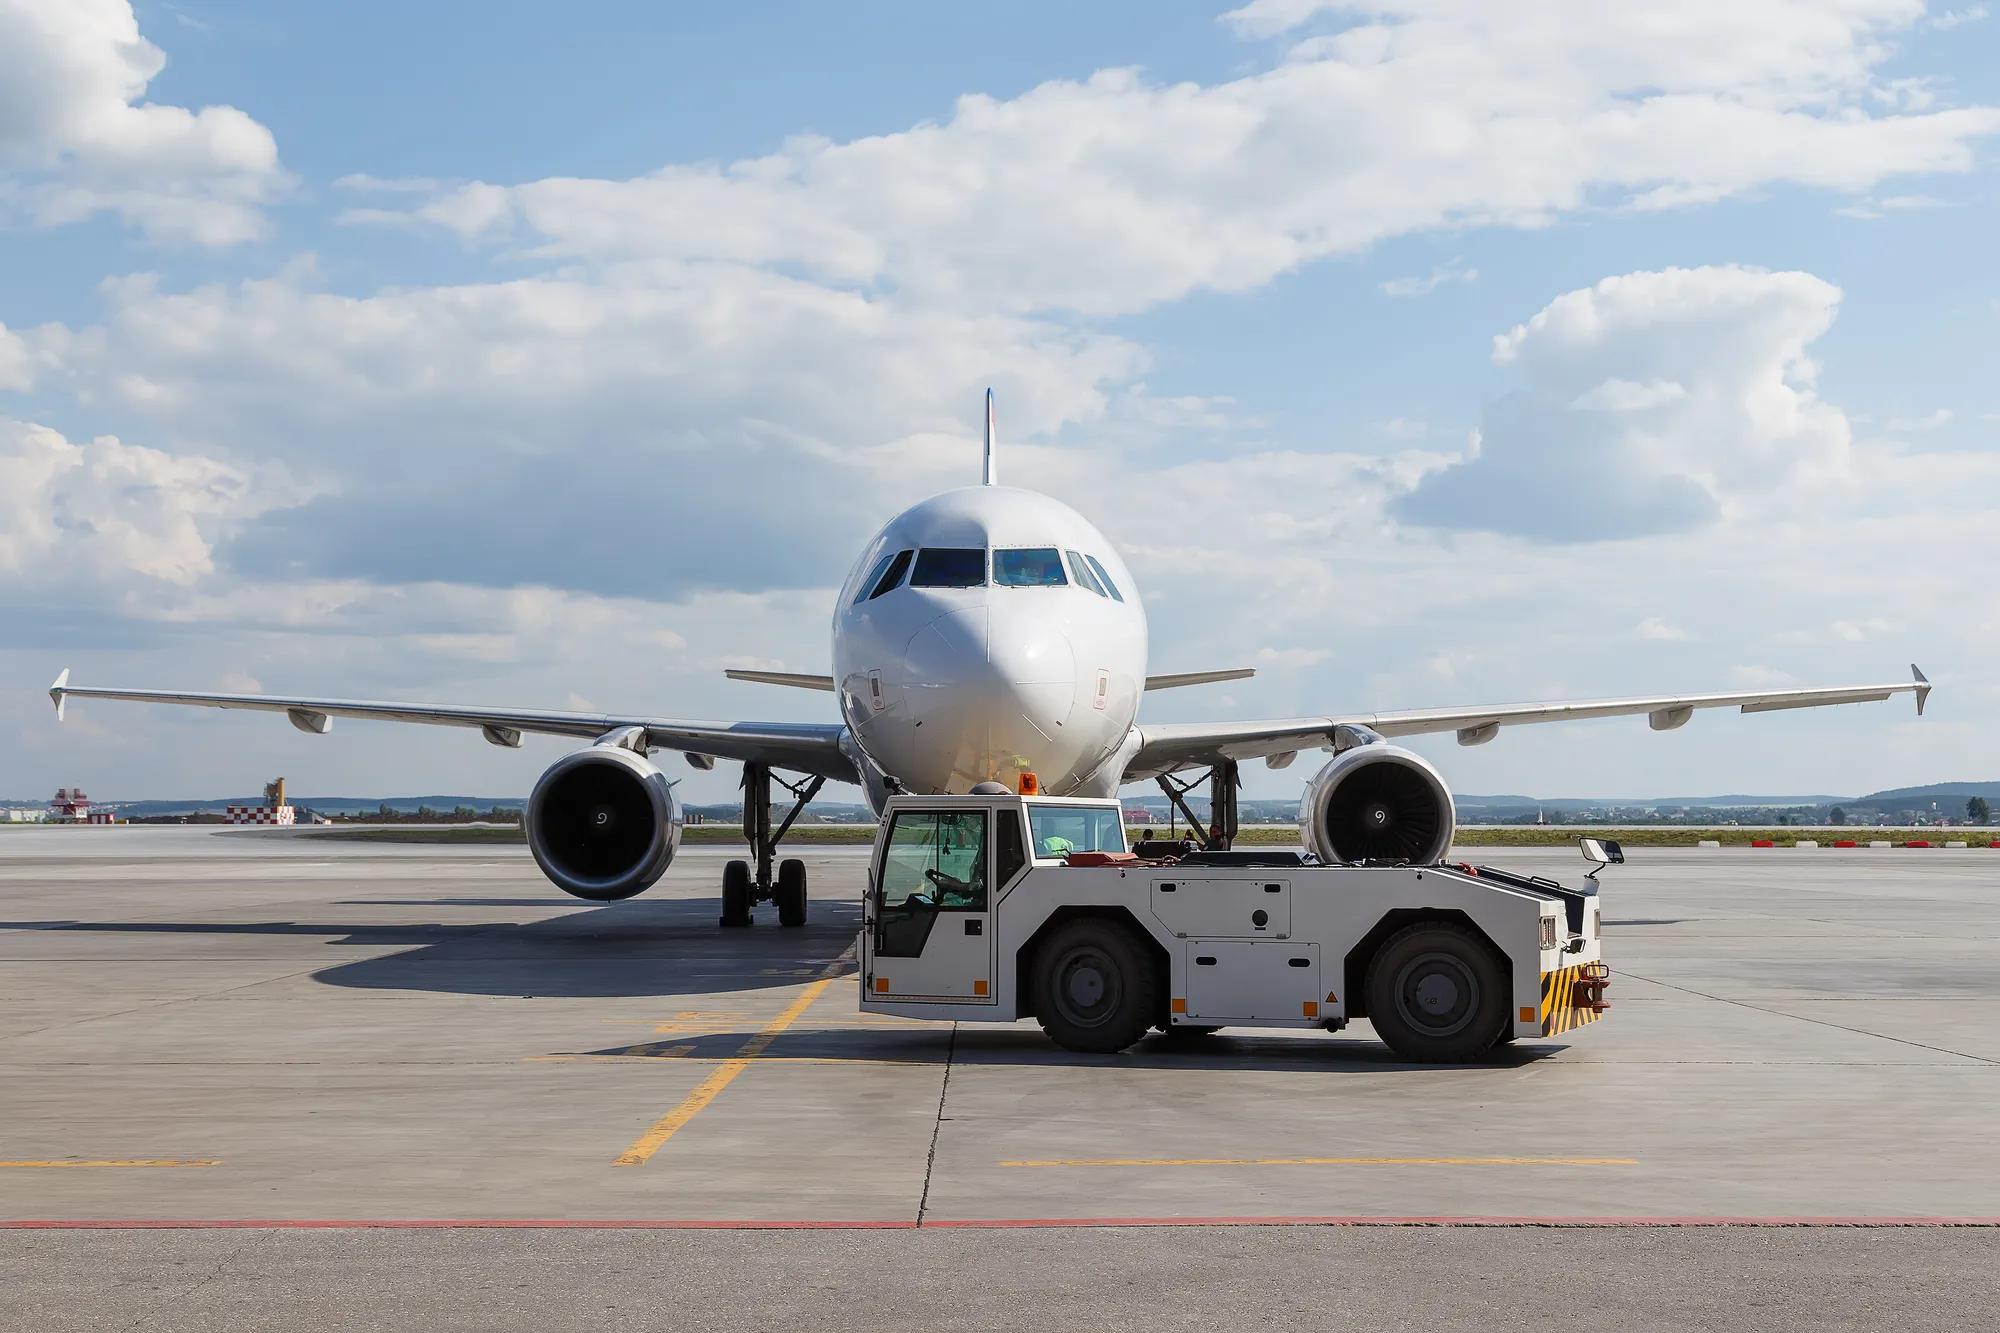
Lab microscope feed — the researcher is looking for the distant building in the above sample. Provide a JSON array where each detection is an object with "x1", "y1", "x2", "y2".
[
  {"x1": 1, "y1": 807, "x2": 49, "y2": 823},
  {"x1": 1124, "y1": 807, "x2": 1155, "y2": 825}
]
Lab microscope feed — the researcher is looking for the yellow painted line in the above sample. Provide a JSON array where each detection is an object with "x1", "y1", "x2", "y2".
[
  {"x1": 0, "y1": 1152, "x2": 219, "y2": 1160},
  {"x1": 1002, "y1": 1156, "x2": 1637, "y2": 1169},
  {"x1": 613, "y1": 960, "x2": 850, "y2": 1166}
]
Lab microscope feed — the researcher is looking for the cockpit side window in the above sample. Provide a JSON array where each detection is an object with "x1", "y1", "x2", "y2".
[
  {"x1": 854, "y1": 550, "x2": 898, "y2": 605},
  {"x1": 993, "y1": 547, "x2": 1068, "y2": 588},
  {"x1": 1065, "y1": 550, "x2": 1105, "y2": 596},
  {"x1": 866, "y1": 549, "x2": 914, "y2": 601},
  {"x1": 1084, "y1": 554, "x2": 1124, "y2": 603},
  {"x1": 912, "y1": 548, "x2": 987, "y2": 588}
]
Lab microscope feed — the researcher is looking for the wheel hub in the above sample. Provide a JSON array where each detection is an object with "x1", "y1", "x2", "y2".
[{"x1": 1396, "y1": 951, "x2": 1478, "y2": 1036}]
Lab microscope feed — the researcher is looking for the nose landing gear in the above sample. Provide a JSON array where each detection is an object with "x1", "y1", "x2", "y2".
[{"x1": 720, "y1": 761, "x2": 824, "y2": 929}]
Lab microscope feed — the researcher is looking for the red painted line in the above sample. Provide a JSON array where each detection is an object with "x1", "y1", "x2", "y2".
[{"x1": 3, "y1": 1216, "x2": 1997, "y2": 1230}]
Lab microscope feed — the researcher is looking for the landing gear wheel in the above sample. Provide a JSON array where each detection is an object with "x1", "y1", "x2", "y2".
[
  {"x1": 776, "y1": 858, "x2": 808, "y2": 928},
  {"x1": 720, "y1": 858, "x2": 753, "y2": 928},
  {"x1": 1032, "y1": 918, "x2": 1162, "y2": 1054},
  {"x1": 1364, "y1": 921, "x2": 1508, "y2": 1063}
]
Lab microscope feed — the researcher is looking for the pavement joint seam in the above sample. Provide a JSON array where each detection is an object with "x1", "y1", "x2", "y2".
[
  {"x1": 914, "y1": 1021, "x2": 957, "y2": 1226},
  {"x1": 1618, "y1": 969, "x2": 1998, "y2": 1065}
]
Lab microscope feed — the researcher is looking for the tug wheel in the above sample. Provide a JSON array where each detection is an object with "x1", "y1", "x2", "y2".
[
  {"x1": 1032, "y1": 918, "x2": 1161, "y2": 1054},
  {"x1": 776, "y1": 858, "x2": 808, "y2": 928},
  {"x1": 1365, "y1": 921, "x2": 1508, "y2": 1063}
]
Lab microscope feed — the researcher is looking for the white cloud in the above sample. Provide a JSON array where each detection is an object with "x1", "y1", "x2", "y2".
[
  {"x1": 1836, "y1": 192, "x2": 1947, "y2": 218},
  {"x1": 0, "y1": 0, "x2": 283, "y2": 243},
  {"x1": 1883, "y1": 408, "x2": 1953, "y2": 431},
  {"x1": 1401, "y1": 266, "x2": 1851, "y2": 540},
  {"x1": 351, "y1": 3, "x2": 1998, "y2": 318},
  {"x1": 1927, "y1": 5, "x2": 1988, "y2": 29},
  {"x1": 1638, "y1": 617, "x2": 1692, "y2": 641},
  {"x1": 1570, "y1": 378, "x2": 1689, "y2": 412},
  {"x1": 1381, "y1": 257, "x2": 1477, "y2": 298},
  {"x1": 1255, "y1": 646, "x2": 1334, "y2": 668},
  {"x1": 1373, "y1": 416, "x2": 1430, "y2": 439},
  {"x1": 0, "y1": 416, "x2": 294, "y2": 588},
  {"x1": 21, "y1": 263, "x2": 1150, "y2": 600}
]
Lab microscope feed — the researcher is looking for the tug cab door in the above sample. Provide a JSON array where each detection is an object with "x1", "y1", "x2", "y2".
[{"x1": 868, "y1": 805, "x2": 1005, "y2": 1003}]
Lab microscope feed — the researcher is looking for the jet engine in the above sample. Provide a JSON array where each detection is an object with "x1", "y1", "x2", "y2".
[
  {"x1": 1299, "y1": 744, "x2": 1455, "y2": 866},
  {"x1": 526, "y1": 744, "x2": 682, "y2": 900}
]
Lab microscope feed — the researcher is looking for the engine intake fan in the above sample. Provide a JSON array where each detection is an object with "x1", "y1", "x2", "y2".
[
  {"x1": 526, "y1": 744, "x2": 682, "y2": 900},
  {"x1": 1300, "y1": 744, "x2": 1455, "y2": 866}
]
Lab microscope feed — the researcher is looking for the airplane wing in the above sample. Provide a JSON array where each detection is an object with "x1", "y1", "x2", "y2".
[
  {"x1": 1123, "y1": 666, "x2": 1932, "y2": 780},
  {"x1": 1145, "y1": 668, "x2": 1256, "y2": 691},
  {"x1": 47, "y1": 671, "x2": 856, "y2": 782}
]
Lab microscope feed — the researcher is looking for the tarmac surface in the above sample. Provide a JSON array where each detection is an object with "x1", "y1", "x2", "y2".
[{"x1": 2, "y1": 826, "x2": 1996, "y2": 1329}]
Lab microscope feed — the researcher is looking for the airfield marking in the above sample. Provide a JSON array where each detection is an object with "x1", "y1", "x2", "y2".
[
  {"x1": 0, "y1": 1152, "x2": 219, "y2": 1160},
  {"x1": 1002, "y1": 1156, "x2": 1638, "y2": 1169},
  {"x1": 613, "y1": 955, "x2": 854, "y2": 1167},
  {"x1": 4, "y1": 1216, "x2": 1996, "y2": 1230}
]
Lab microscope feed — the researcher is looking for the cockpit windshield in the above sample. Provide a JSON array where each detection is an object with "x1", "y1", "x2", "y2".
[
  {"x1": 993, "y1": 548, "x2": 1067, "y2": 588},
  {"x1": 912, "y1": 548, "x2": 986, "y2": 588}
]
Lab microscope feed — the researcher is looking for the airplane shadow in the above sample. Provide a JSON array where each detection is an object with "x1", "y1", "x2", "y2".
[{"x1": 0, "y1": 897, "x2": 864, "y2": 1000}]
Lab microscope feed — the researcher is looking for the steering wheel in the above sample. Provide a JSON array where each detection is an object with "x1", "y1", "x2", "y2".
[{"x1": 924, "y1": 867, "x2": 974, "y2": 897}]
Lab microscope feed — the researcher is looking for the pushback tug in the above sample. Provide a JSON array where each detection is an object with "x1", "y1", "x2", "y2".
[{"x1": 859, "y1": 778, "x2": 1613, "y2": 1061}]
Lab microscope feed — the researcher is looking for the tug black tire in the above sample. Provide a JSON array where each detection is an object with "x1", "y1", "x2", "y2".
[
  {"x1": 720, "y1": 859, "x2": 753, "y2": 928},
  {"x1": 1032, "y1": 918, "x2": 1162, "y2": 1054},
  {"x1": 1364, "y1": 921, "x2": 1509, "y2": 1063},
  {"x1": 776, "y1": 858, "x2": 808, "y2": 928}
]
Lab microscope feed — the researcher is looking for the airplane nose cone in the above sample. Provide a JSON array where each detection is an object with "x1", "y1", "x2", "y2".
[{"x1": 903, "y1": 607, "x2": 1077, "y2": 784}]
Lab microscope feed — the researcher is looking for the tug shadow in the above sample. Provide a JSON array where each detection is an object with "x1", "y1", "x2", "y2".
[{"x1": 572, "y1": 1021, "x2": 1569, "y2": 1073}]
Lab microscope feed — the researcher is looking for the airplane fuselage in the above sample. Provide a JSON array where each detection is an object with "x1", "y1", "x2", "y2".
[{"x1": 832, "y1": 486, "x2": 1146, "y2": 808}]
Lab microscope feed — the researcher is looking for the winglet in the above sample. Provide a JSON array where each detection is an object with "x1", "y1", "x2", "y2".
[
  {"x1": 1912, "y1": 664, "x2": 1931, "y2": 717},
  {"x1": 49, "y1": 668, "x2": 69, "y2": 721},
  {"x1": 982, "y1": 387, "x2": 997, "y2": 486}
]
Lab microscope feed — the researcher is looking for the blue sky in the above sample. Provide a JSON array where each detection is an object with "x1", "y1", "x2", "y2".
[{"x1": 2, "y1": 0, "x2": 1997, "y2": 802}]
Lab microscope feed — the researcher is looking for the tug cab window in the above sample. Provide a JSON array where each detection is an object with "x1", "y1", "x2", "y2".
[
  {"x1": 993, "y1": 547, "x2": 1068, "y2": 588},
  {"x1": 876, "y1": 810, "x2": 989, "y2": 958},
  {"x1": 855, "y1": 548, "x2": 913, "y2": 603},
  {"x1": 912, "y1": 548, "x2": 987, "y2": 588},
  {"x1": 1027, "y1": 805, "x2": 1128, "y2": 860}
]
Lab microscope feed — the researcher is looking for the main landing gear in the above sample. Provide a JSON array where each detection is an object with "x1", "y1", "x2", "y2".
[
  {"x1": 720, "y1": 761, "x2": 824, "y2": 929},
  {"x1": 1154, "y1": 758, "x2": 1240, "y2": 851}
]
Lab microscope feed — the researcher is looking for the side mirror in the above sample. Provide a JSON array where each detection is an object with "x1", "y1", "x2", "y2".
[{"x1": 1580, "y1": 837, "x2": 1623, "y2": 875}]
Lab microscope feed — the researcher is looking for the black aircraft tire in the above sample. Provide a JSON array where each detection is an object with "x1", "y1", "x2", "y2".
[
  {"x1": 1032, "y1": 918, "x2": 1161, "y2": 1054},
  {"x1": 776, "y1": 858, "x2": 808, "y2": 928},
  {"x1": 1364, "y1": 921, "x2": 1509, "y2": 1063},
  {"x1": 720, "y1": 859, "x2": 753, "y2": 928}
]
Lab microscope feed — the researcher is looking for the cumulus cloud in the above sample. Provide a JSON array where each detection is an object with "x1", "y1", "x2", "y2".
[
  {"x1": 1638, "y1": 617, "x2": 1692, "y2": 641},
  {"x1": 22, "y1": 264, "x2": 1147, "y2": 599},
  {"x1": 0, "y1": 0, "x2": 282, "y2": 243},
  {"x1": 349, "y1": 2, "x2": 1997, "y2": 318},
  {"x1": 1380, "y1": 257, "x2": 1477, "y2": 298},
  {"x1": 0, "y1": 416, "x2": 292, "y2": 591},
  {"x1": 1398, "y1": 266, "x2": 1851, "y2": 540}
]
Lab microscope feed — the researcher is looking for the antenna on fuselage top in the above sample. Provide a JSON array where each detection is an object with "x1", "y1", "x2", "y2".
[{"x1": 982, "y1": 387, "x2": 997, "y2": 486}]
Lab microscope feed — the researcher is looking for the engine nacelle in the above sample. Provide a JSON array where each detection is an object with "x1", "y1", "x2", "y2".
[
  {"x1": 526, "y1": 745, "x2": 682, "y2": 900},
  {"x1": 1299, "y1": 744, "x2": 1455, "y2": 866}
]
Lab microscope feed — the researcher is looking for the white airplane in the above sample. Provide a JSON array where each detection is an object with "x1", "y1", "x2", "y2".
[{"x1": 49, "y1": 390, "x2": 1930, "y2": 926}]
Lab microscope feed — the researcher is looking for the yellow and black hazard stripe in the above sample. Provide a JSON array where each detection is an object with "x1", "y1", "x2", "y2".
[{"x1": 1540, "y1": 961, "x2": 1610, "y2": 1036}]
